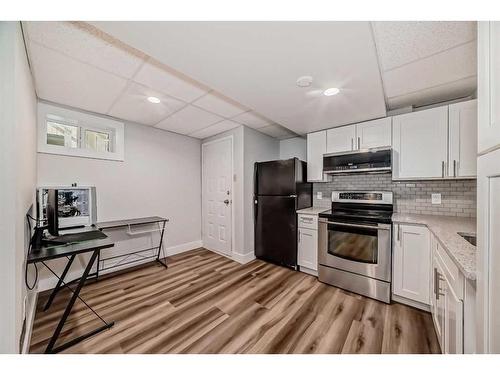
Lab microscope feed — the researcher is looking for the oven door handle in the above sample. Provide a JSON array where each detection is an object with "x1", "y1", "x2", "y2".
[{"x1": 322, "y1": 220, "x2": 391, "y2": 231}]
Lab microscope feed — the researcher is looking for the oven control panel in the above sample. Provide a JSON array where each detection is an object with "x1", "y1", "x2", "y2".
[
  {"x1": 333, "y1": 191, "x2": 393, "y2": 205},
  {"x1": 338, "y1": 192, "x2": 382, "y2": 201}
]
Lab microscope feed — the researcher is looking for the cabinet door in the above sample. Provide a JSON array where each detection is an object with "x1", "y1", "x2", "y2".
[
  {"x1": 392, "y1": 107, "x2": 448, "y2": 179},
  {"x1": 434, "y1": 257, "x2": 447, "y2": 351},
  {"x1": 298, "y1": 227, "x2": 317, "y2": 271},
  {"x1": 477, "y1": 148, "x2": 500, "y2": 353},
  {"x1": 444, "y1": 276, "x2": 464, "y2": 354},
  {"x1": 356, "y1": 117, "x2": 392, "y2": 149},
  {"x1": 306, "y1": 131, "x2": 327, "y2": 182},
  {"x1": 431, "y1": 253, "x2": 445, "y2": 351},
  {"x1": 393, "y1": 224, "x2": 431, "y2": 304},
  {"x1": 326, "y1": 125, "x2": 356, "y2": 154},
  {"x1": 448, "y1": 100, "x2": 477, "y2": 178},
  {"x1": 478, "y1": 22, "x2": 500, "y2": 154}
]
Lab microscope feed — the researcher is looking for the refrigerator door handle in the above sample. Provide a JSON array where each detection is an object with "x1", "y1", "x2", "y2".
[{"x1": 254, "y1": 197, "x2": 258, "y2": 222}]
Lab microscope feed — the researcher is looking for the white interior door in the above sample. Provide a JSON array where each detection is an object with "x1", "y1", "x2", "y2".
[{"x1": 202, "y1": 137, "x2": 232, "y2": 255}]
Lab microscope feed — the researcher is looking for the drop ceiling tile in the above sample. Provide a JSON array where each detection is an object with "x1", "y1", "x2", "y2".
[
  {"x1": 25, "y1": 21, "x2": 144, "y2": 79},
  {"x1": 132, "y1": 60, "x2": 209, "y2": 102},
  {"x1": 189, "y1": 120, "x2": 240, "y2": 139},
  {"x1": 373, "y1": 21, "x2": 477, "y2": 71},
  {"x1": 155, "y1": 105, "x2": 224, "y2": 134},
  {"x1": 232, "y1": 111, "x2": 273, "y2": 129},
  {"x1": 257, "y1": 124, "x2": 296, "y2": 139},
  {"x1": 383, "y1": 41, "x2": 477, "y2": 99},
  {"x1": 28, "y1": 42, "x2": 128, "y2": 114},
  {"x1": 387, "y1": 76, "x2": 477, "y2": 110},
  {"x1": 192, "y1": 91, "x2": 248, "y2": 118},
  {"x1": 108, "y1": 82, "x2": 186, "y2": 126}
]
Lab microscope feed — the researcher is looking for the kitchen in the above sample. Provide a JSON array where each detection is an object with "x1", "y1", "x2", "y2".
[{"x1": 2, "y1": 10, "x2": 500, "y2": 366}]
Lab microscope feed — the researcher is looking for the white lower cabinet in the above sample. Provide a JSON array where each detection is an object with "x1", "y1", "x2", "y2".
[
  {"x1": 297, "y1": 214, "x2": 318, "y2": 275},
  {"x1": 394, "y1": 222, "x2": 475, "y2": 353},
  {"x1": 431, "y1": 239, "x2": 466, "y2": 354},
  {"x1": 393, "y1": 224, "x2": 431, "y2": 305}
]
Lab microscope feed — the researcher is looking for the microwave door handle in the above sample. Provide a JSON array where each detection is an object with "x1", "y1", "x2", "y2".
[{"x1": 324, "y1": 221, "x2": 390, "y2": 231}]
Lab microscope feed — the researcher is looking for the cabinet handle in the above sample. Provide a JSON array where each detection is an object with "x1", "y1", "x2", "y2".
[
  {"x1": 441, "y1": 161, "x2": 445, "y2": 178},
  {"x1": 396, "y1": 224, "x2": 400, "y2": 241},
  {"x1": 434, "y1": 267, "x2": 438, "y2": 299},
  {"x1": 358, "y1": 137, "x2": 361, "y2": 150},
  {"x1": 453, "y1": 160, "x2": 457, "y2": 177},
  {"x1": 351, "y1": 138, "x2": 353, "y2": 150},
  {"x1": 298, "y1": 230, "x2": 301, "y2": 243}
]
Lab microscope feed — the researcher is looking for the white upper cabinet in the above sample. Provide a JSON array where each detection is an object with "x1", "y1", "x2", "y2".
[
  {"x1": 393, "y1": 224, "x2": 431, "y2": 305},
  {"x1": 478, "y1": 22, "x2": 500, "y2": 154},
  {"x1": 326, "y1": 118, "x2": 391, "y2": 154},
  {"x1": 356, "y1": 117, "x2": 392, "y2": 149},
  {"x1": 448, "y1": 100, "x2": 478, "y2": 178},
  {"x1": 326, "y1": 125, "x2": 356, "y2": 154},
  {"x1": 306, "y1": 131, "x2": 327, "y2": 182},
  {"x1": 392, "y1": 106, "x2": 449, "y2": 179}
]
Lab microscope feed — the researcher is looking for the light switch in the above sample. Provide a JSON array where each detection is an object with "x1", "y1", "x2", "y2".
[
  {"x1": 431, "y1": 193, "x2": 442, "y2": 205},
  {"x1": 317, "y1": 191, "x2": 323, "y2": 200}
]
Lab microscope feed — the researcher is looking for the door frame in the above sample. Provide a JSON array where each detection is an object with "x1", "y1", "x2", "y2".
[{"x1": 201, "y1": 135, "x2": 234, "y2": 256}]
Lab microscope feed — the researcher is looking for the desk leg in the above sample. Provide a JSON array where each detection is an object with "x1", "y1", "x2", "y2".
[
  {"x1": 43, "y1": 254, "x2": 76, "y2": 311},
  {"x1": 45, "y1": 250, "x2": 113, "y2": 354},
  {"x1": 156, "y1": 220, "x2": 168, "y2": 269}
]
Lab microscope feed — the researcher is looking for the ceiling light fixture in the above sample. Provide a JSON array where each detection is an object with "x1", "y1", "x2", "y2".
[
  {"x1": 147, "y1": 96, "x2": 161, "y2": 104},
  {"x1": 323, "y1": 88, "x2": 340, "y2": 96}
]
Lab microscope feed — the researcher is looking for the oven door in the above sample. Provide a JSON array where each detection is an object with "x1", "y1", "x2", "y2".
[{"x1": 318, "y1": 218, "x2": 391, "y2": 282}]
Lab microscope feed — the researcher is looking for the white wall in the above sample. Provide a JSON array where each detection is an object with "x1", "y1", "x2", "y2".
[
  {"x1": 0, "y1": 22, "x2": 38, "y2": 354},
  {"x1": 243, "y1": 127, "x2": 279, "y2": 257},
  {"x1": 37, "y1": 107, "x2": 202, "y2": 287},
  {"x1": 279, "y1": 137, "x2": 307, "y2": 161}
]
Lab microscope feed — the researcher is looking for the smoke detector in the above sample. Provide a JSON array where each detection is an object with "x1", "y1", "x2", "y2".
[{"x1": 296, "y1": 76, "x2": 313, "y2": 88}]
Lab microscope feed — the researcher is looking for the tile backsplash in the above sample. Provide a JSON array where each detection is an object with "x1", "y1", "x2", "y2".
[{"x1": 313, "y1": 174, "x2": 476, "y2": 218}]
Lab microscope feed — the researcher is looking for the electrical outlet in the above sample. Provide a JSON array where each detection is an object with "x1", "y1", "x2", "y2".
[
  {"x1": 317, "y1": 191, "x2": 323, "y2": 200},
  {"x1": 431, "y1": 193, "x2": 442, "y2": 205}
]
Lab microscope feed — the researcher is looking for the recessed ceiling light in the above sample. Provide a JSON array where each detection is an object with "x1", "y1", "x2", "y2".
[
  {"x1": 147, "y1": 96, "x2": 161, "y2": 104},
  {"x1": 323, "y1": 88, "x2": 340, "y2": 96}
]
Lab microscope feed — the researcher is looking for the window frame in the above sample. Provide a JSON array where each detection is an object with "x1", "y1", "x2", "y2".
[{"x1": 38, "y1": 102, "x2": 124, "y2": 161}]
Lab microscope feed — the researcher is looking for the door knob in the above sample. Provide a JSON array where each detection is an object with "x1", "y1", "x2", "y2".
[{"x1": 224, "y1": 199, "x2": 230, "y2": 205}]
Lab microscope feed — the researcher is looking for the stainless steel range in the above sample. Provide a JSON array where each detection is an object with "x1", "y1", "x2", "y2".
[{"x1": 318, "y1": 191, "x2": 393, "y2": 303}]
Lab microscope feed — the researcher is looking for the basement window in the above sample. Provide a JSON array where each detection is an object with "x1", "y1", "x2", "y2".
[{"x1": 38, "y1": 102, "x2": 124, "y2": 161}]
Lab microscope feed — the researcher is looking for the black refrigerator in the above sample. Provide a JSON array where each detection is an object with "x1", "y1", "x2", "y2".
[{"x1": 254, "y1": 158, "x2": 312, "y2": 269}]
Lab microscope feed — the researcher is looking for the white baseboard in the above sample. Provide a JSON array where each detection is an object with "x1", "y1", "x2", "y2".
[
  {"x1": 21, "y1": 291, "x2": 38, "y2": 354},
  {"x1": 231, "y1": 251, "x2": 255, "y2": 264},
  {"x1": 391, "y1": 294, "x2": 431, "y2": 312},
  {"x1": 166, "y1": 240, "x2": 202, "y2": 256},
  {"x1": 37, "y1": 240, "x2": 202, "y2": 292}
]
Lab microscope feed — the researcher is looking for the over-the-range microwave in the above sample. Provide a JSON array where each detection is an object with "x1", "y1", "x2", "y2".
[{"x1": 323, "y1": 146, "x2": 392, "y2": 174}]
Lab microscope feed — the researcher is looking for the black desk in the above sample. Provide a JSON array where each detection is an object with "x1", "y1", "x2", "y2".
[
  {"x1": 28, "y1": 237, "x2": 115, "y2": 354},
  {"x1": 29, "y1": 216, "x2": 169, "y2": 353}
]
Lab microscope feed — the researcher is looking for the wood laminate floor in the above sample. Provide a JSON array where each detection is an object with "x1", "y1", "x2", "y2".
[{"x1": 29, "y1": 248, "x2": 440, "y2": 354}]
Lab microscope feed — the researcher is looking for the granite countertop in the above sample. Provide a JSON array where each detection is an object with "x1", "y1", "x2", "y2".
[
  {"x1": 392, "y1": 213, "x2": 477, "y2": 280},
  {"x1": 296, "y1": 207, "x2": 329, "y2": 215}
]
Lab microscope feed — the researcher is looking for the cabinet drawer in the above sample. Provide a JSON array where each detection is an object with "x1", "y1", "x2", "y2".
[
  {"x1": 436, "y1": 240, "x2": 464, "y2": 299},
  {"x1": 298, "y1": 214, "x2": 318, "y2": 230}
]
